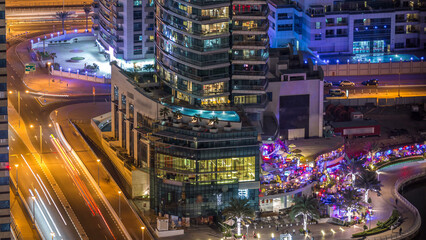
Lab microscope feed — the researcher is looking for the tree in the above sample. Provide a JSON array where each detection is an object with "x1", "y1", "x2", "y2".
[
  {"x1": 142, "y1": 64, "x2": 154, "y2": 72},
  {"x1": 41, "y1": 38, "x2": 46, "y2": 53},
  {"x1": 172, "y1": 110, "x2": 183, "y2": 122},
  {"x1": 289, "y1": 195, "x2": 320, "y2": 232},
  {"x1": 192, "y1": 114, "x2": 202, "y2": 126},
  {"x1": 364, "y1": 142, "x2": 381, "y2": 161},
  {"x1": 83, "y1": 4, "x2": 92, "y2": 32},
  {"x1": 55, "y1": 11, "x2": 72, "y2": 34},
  {"x1": 339, "y1": 155, "x2": 365, "y2": 184},
  {"x1": 50, "y1": 52, "x2": 57, "y2": 64},
  {"x1": 222, "y1": 198, "x2": 255, "y2": 237},
  {"x1": 209, "y1": 116, "x2": 219, "y2": 128},
  {"x1": 159, "y1": 107, "x2": 170, "y2": 121},
  {"x1": 338, "y1": 188, "x2": 362, "y2": 222},
  {"x1": 355, "y1": 170, "x2": 382, "y2": 203}
]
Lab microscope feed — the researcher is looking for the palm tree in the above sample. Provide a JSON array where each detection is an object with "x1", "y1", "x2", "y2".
[
  {"x1": 338, "y1": 188, "x2": 362, "y2": 222},
  {"x1": 192, "y1": 114, "x2": 202, "y2": 126},
  {"x1": 83, "y1": 4, "x2": 92, "y2": 32},
  {"x1": 289, "y1": 195, "x2": 320, "y2": 232},
  {"x1": 159, "y1": 107, "x2": 170, "y2": 121},
  {"x1": 56, "y1": 11, "x2": 72, "y2": 34},
  {"x1": 172, "y1": 110, "x2": 183, "y2": 122},
  {"x1": 355, "y1": 170, "x2": 382, "y2": 203},
  {"x1": 339, "y1": 155, "x2": 365, "y2": 184},
  {"x1": 222, "y1": 198, "x2": 255, "y2": 237},
  {"x1": 50, "y1": 52, "x2": 57, "y2": 64},
  {"x1": 41, "y1": 38, "x2": 46, "y2": 54},
  {"x1": 142, "y1": 64, "x2": 154, "y2": 72},
  {"x1": 209, "y1": 116, "x2": 219, "y2": 128},
  {"x1": 364, "y1": 142, "x2": 381, "y2": 161}
]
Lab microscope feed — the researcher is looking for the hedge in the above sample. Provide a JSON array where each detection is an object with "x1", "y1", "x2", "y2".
[{"x1": 352, "y1": 210, "x2": 400, "y2": 238}]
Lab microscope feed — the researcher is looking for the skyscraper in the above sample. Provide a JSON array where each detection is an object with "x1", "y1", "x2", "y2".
[
  {"x1": 155, "y1": 0, "x2": 269, "y2": 121},
  {"x1": 0, "y1": 1, "x2": 10, "y2": 238},
  {"x1": 92, "y1": 0, "x2": 155, "y2": 69}
]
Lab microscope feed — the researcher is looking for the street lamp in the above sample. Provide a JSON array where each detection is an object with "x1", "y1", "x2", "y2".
[
  {"x1": 51, "y1": 232, "x2": 55, "y2": 240},
  {"x1": 8, "y1": 90, "x2": 25, "y2": 128},
  {"x1": 245, "y1": 224, "x2": 249, "y2": 237},
  {"x1": 15, "y1": 164, "x2": 19, "y2": 194},
  {"x1": 97, "y1": 159, "x2": 101, "y2": 185},
  {"x1": 30, "y1": 123, "x2": 52, "y2": 163},
  {"x1": 47, "y1": 62, "x2": 51, "y2": 75},
  {"x1": 118, "y1": 191, "x2": 122, "y2": 218},
  {"x1": 141, "y1": 226, "x2": 145, "y2": 240}
]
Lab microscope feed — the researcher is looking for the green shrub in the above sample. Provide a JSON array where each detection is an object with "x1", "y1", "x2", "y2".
[{"x1": 352, "y1": 210, "x2": 400, "y2": 237}]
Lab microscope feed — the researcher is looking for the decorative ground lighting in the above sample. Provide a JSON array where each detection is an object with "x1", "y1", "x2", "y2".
[
  {"x1": 57, "y1": 32, "x2": 60, "y2": 36},
  {"x1": 51, "y1": 33, "x2": 54, "y2": 38},
  {"x1": 74, "y1": 29, "x2": 78, "y2": 33}
]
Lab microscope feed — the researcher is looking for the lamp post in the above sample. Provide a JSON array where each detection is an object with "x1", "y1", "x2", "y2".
[
  {"x1": 97, "y1": 159, "x2": 101, "y2": 185},
  {"x1": 245, "y1": 224, "x2": 249, "y2": 238},
  {"x1": 51, "y1": 232, "x2": 55, "y2": 240},
  {"x1": 47, "y1": 62, "x2": 51, "y2": 75},
  {"x1": 118, "y1": 191, "x2": 121, "y2": 218},
  {"x1": 30, "y1": 123, "x2": 52, "y2": 163},
  {"x1": 141, "y1": 226, "x2": 145, "y2": 240},
  {"x1": 9, "y1": 90, "x2": 23, "y2": 128},
  {"x1": 32, "y1": 196, "x2": 36, "y2": 228},
  {"x1": 15, "y1": 164, "x2": 19, "y2": 194}
]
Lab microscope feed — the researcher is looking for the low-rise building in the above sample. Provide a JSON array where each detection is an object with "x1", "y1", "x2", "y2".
[{"x1": 268, "y1": 0, "x2": 426, "y2": 55}]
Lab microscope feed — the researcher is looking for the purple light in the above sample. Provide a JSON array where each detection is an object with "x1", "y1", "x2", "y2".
[
  {"x1": 374, "y1": 26, "x2": 378, "y2": 29},
  {"x1": 74, "y1": 29, "x2": 78, "y2": 33},
  {"x1": 410, "y1": 57, "x2": 413, "y2": 61},
  {"x1": 421, "y1": 57, "x2": 424, "y2": 60},
  {"x1": 400, "y1": 58, "x2": 402, "y2": 61},
  {"x1": 30, "y1": 40, "x2": 33, "y2": 43},
  {"x1": 68, "y1": 68, "x2": 71, "y2": 72},
  {"x1": 50, "y1": 33, "x2": 53, "y2": 38},
  {"x1": 390, "y1": 58, "x2": 392, "y2": 61},
  {"x1": 347, "y1": 59, "x2": 350, "y2": 63},
  {"x1": 365, "y1": 27, "x2": 368, "y2": 30},
  {"x1": 60, "y1": 66, "x2": 63, "y2": 70},
  {"x1": 336, "y1": 60, "x2": 339, "y2": 63},
  {"x1": 37, "y1": 38, "x2": 40, "y2": 42},
  {"x1": 57, "y1": 32, "x2": 60, "y2": 36},
  {"x1": 384, "y1": 25, "x2": 387, "y2": 28}
]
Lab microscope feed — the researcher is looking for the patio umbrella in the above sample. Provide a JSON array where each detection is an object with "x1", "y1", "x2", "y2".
[
  {"x1": 292, "y1": 149, "x2": 302, "y2": 154},
  {"x1": 224, "y1": 219, "x2": 235, "y2": 226}
]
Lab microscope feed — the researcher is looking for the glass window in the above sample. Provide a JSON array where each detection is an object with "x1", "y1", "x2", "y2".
[{"x1": 315, "y1": 22, "x2": 321, "y2": 29}]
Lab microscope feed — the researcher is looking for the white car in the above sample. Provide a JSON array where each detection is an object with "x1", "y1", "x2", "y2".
[{"x1": 339, "y1": 80, "x2": 355, "y2": 87}]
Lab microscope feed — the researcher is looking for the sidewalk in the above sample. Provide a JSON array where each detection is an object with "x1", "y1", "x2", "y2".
[
  {"x1": 10, "y1": 187, "x2": 40, "y2": 240},
  {"x1": 14, "y1": 34, "x2": 110, "y2": 96}
]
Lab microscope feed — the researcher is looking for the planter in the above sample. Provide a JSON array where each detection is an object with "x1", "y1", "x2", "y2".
[
  {"x1": 224, "y1": 126, "x2": 232, "y2": 132},
  {"x1": 192, "y1": 126, "x2": 202, "y2": 131},
  {"x1": 209, "y1": 128, "x2": 218, "y2": 133},
  {"x1": 173, "y1": 122, "x2": 182, "y2": 128}
]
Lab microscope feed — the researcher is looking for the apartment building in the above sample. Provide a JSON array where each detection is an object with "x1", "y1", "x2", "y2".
[
  {"x1": 0, "y1": 1, "x2": 10, "y2": 238},
  {"x1": 268, "y1": 0, "x2": 426, "y2": 54},
  {"x1": 92, "y1": 0, "x2": 155, "y2": 70}
]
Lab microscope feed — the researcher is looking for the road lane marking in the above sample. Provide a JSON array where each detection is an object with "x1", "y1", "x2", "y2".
[{"x1": 36, "y1": 173, "x2": 68, "y2": 225}]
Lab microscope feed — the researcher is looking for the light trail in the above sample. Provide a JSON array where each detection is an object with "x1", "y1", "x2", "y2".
[
  {"x1": 21, "y1": 154, "x2": 67, "y2": 225},
  {"x1": 36, "y1": 173, "x2": 67, "y2": 225},
  {"x1": 34, "y1": 188, "x2": 62, "y2": 237},
  {"x1": 29, "y1": 189, "x2": 55, "y2": 236},
  {"x1": 50, "y1": 134, "x2": 117, "y2": 240}
]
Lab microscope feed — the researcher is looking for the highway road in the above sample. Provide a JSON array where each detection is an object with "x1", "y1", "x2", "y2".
[
  {"x1": 7, "y1": 34, "x2": 127, "y2": 239},
  {"x1": 9, "y1": 127, "x2": 81, "y2": 240}
]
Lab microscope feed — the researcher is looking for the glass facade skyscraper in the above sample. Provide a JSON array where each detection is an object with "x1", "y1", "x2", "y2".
[
  {"x1": 155, "y1": 0, "x2": 269, "y2": 111},
  {"x1": 150, "y1": 0, "x2": 268, "y2": 218}
]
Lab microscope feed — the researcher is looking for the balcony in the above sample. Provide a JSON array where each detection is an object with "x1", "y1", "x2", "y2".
[
  {"x1": 232, "y1": 80, "x2": 268, "y2": 92},
  {"x1": 232, "y1": 54, "x2": 268, "y2": 62},
  {"x1": 232, "y1": 23, "x2": 269, "y2": 32}
]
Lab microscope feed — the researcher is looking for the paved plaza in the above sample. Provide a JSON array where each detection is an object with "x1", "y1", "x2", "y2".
[{"x1": 33, "y1": 35, "x2": 111, "y2": 77}]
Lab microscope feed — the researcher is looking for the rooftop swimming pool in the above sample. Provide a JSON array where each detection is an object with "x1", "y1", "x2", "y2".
[
  {"x1": 315, "y1": 53, "x2": 422, "y2": 64},
  {"x1": 162, "y1": 103, "x2": 241, "y2": 122}
]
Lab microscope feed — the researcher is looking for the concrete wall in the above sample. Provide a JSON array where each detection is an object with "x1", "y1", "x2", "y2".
[
  {"x1": 267, "y1": 79, "x2": 324, "y2": 138},
  {"x1": 321, "y1": 60, "x2": 426, "y2": 77},
  {"x1": 326, "y1": 96, "x2": 426, "y2": 107},
  {"x1": 51, "y1": 69, "x2": 110, "y2": 84}
]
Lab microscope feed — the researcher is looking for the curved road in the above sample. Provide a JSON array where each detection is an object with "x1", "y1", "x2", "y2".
[{"x1": 8, "y1": 33, "x2": 126, "y2": 239}]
